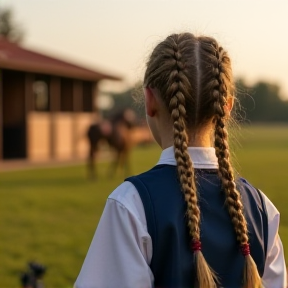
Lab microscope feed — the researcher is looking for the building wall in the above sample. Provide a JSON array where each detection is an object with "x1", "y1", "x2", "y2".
[
  {"x1": 27, "y1": 112, "x2": 94, "y2": 161},
  {"x1": 0, "y1": 66, "x2": 108, "y2": 162},
  {"x1": 54, "y1": 113, "x2": 74, "y2": 160},
  {"x1": 74, "y1": 113, "x2": 95, "y2": 157},
  {"x1": 27, "y1": 112, "x2": 50, "y2": 160}
]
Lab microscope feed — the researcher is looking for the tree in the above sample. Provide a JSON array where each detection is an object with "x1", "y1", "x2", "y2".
[
  {"x1": 236, "y1": 78, "x2": 288, "y2": 123},
  {"x1": 0, "y1": 7, "x2": 24, "y2": 43}
]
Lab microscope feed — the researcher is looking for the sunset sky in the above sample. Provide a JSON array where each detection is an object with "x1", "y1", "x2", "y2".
[{"x1": 1, "y1": 0, "x2": 288, "y2": 99}]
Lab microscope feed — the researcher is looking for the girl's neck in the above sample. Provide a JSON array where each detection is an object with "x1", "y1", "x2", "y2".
[{"x1": 160, "y1": 129, "x2": 213, "y2": 150}]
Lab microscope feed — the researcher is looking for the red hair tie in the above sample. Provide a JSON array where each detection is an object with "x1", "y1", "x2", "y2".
[
  {"x1": 240, "y1": 243, "x2": 250, "y2": 256},
  {"x1": 191, "y1": 240, "x2": 202, "y2": 252}
]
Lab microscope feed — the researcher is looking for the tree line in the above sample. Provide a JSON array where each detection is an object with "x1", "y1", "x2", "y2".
[
  {"x1": 104, "y1": 79, "x2": 288, "y2": 124},
  {"x1": 235, "y1": 79, "x2": 288, "y2": 123}
]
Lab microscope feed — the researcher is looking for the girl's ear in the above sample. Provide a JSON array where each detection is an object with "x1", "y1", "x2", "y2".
[
  {"x1": 144, "y1": 87, "x2": 157, "y2": 117},
  {"x1": 224, "y1": 97, "x2": 234, "y2": 116}
]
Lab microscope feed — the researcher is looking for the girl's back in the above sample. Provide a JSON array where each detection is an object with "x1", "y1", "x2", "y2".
[{"x1": 75, "y1": 32, "x2": 286, "y2": 288}]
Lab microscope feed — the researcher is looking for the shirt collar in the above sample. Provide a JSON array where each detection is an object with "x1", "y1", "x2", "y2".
[{"x1": 156, "y1": 146, "x2": 218, "y2": 169}]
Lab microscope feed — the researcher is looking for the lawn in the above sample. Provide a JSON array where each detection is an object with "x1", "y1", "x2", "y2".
[{"x1": 0, "y1": 124, "x2": 287, "y2": 288}]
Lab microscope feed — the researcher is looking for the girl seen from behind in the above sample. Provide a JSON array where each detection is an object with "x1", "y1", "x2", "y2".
[{"x1": 75, "y1": 32, "x2": 286, "y2": 288}]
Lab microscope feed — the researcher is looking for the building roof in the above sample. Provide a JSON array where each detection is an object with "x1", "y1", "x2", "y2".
[{"x1": 0, "y1": 38, "x2": 121, "y2": 81}]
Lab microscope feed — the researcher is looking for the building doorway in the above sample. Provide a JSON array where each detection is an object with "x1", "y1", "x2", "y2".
[{"x1": 2, "y1": 70, "x2": 27, "y2": 159}]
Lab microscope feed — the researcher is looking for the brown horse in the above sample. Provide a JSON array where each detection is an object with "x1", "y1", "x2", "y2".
[{"x1": 86, "y1": 108, "x2": 136, "y2": 179}]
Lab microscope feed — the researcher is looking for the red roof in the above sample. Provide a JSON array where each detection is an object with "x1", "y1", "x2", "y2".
[{"x1": 0, "y1": 38, "x2": 121, "y2": 81}]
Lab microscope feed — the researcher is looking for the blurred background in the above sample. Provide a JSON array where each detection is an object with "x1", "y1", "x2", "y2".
[{"x1": 0, "y1": 0, "x2": 287, "y2": 287}]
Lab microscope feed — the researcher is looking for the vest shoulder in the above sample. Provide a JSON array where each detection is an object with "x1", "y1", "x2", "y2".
[
  {"x1": 237, "y1": 177, "x2": 268, "y2": 216},
  {"x1": 237, "y1": 177, "x2": 260, "y2": 197}
]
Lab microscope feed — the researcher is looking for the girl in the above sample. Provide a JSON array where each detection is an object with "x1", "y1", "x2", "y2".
[{"x1": 75, "y1": 33, "x2": 286, "y2": 288}]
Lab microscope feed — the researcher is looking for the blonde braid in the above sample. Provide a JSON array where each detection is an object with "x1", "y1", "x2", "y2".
[
  {"x1": 200, "y1": 37, "x2": 262, "y2": 288},
  {"x1": 165, "y1": 35, "x2": 217, "y2": 288}
]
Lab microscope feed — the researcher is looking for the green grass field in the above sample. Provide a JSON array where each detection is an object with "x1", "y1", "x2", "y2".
[{"x1": 0, "y1": 125, "x2": 287, "y2": 288}]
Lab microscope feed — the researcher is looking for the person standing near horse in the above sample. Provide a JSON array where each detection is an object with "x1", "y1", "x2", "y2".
[
  {"x1": 76, "y1": 32, "x2": 286, "y2": 287},
  {"x1": 86, "y1": 108, "x2": 136, "y2": 179}
]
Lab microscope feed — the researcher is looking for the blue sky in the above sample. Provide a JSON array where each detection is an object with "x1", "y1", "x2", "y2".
[{"x1": 1, "y1": 0, "x2": 288, "y2": 99}]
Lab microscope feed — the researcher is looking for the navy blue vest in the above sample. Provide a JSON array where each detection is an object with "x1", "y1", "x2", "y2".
[{"x1": 126, "y1": 165, "x2": 268, "y2": 288}]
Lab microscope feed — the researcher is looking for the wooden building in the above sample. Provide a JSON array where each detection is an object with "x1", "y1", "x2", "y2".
[{"x1": 0, "y1": 38, "x2": 121, "y2": 162}]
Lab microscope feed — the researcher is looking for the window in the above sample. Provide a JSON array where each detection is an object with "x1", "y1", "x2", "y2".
[{"x1": 33, "y1": 80, "x2": 49, "y2": 111}]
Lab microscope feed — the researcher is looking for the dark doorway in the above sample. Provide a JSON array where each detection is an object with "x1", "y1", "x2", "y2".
[
  {"x1": 83, "y1": 81, "x2": 93, "y2": 112},
  {"x1": 2, "y1": 70, "x2": 26, "y2": 159},
  {"x1": 61, "y1": 77, "x2": 73, "y2": 111}
]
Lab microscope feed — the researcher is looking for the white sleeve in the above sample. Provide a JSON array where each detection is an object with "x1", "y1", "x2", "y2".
[
  {"x1": 74, "y1": 182, "x2": 154, "y2": 288},
  {"x1": 261, "y1": 192, "x2": 287, "y2": 288}
]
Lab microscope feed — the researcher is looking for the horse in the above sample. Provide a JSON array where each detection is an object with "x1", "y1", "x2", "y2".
[{"x1": 86, "y1": 108, "x2": 137, "y2": 179}]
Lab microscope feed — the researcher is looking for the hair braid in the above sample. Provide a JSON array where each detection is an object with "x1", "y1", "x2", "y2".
[
  {"x1": 164, "y1": 34, "x2": 217, "y2": 288},
  {"x1": 199, "y1": 37, "x2": 262, "y2": 288}
]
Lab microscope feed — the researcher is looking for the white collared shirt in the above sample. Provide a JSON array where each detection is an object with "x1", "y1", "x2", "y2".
[{"x1": 75, "y1": 147, "x2": 286, "y2": 288}]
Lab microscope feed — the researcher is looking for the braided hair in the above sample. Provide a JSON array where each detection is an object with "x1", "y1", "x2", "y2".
[{"x1": 143, "y1": 33, "x2": 262, "y2": 288}]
